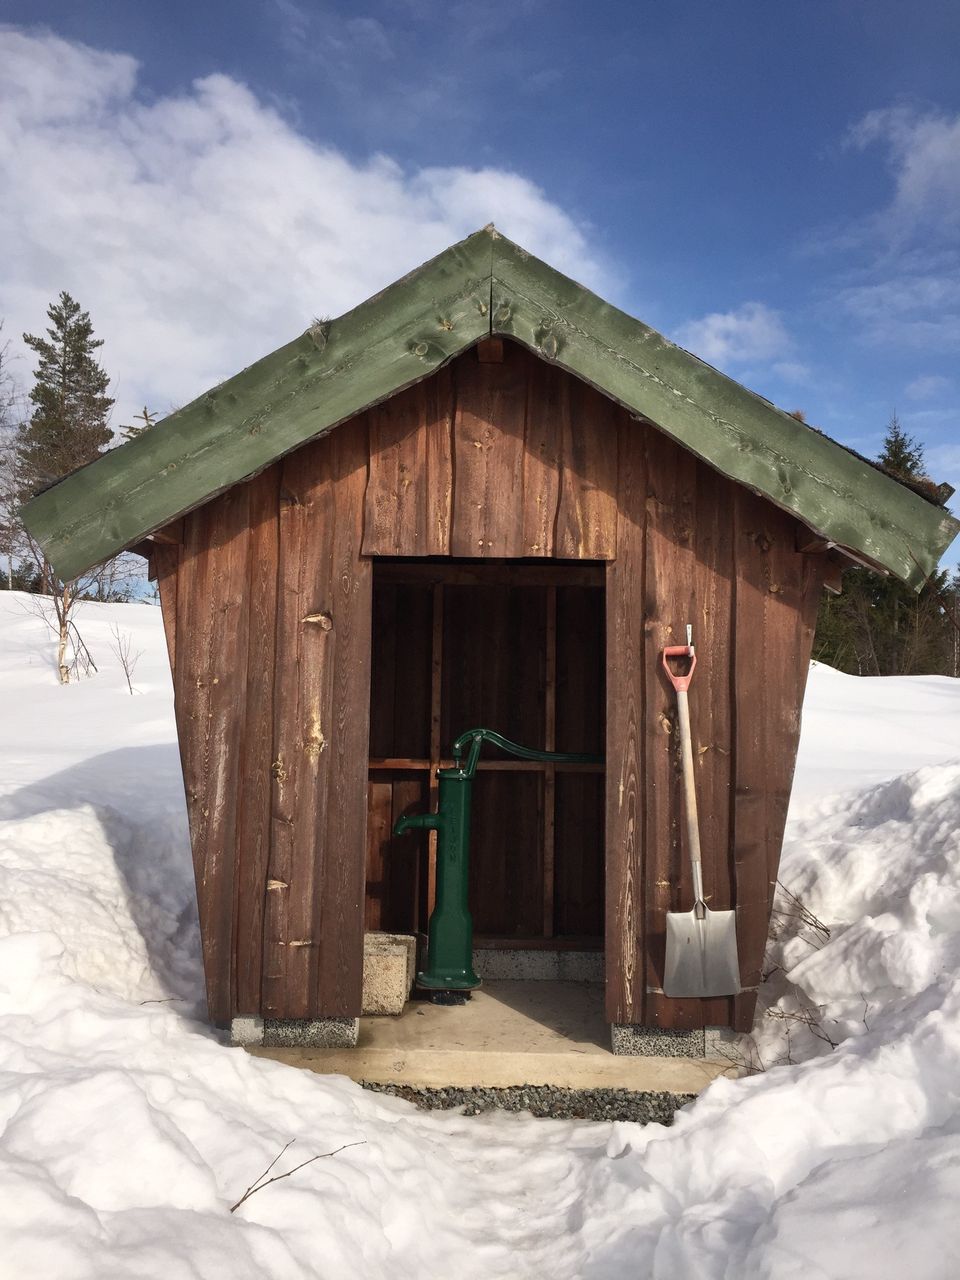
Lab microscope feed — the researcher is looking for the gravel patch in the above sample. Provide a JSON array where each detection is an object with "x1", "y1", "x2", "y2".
[{"x1": 361, "y1": 1082, "x2": 694, "y2": 1123}]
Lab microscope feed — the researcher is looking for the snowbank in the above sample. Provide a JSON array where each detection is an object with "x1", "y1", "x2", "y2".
[{"x1": 2, "y1": 592, "x2": 960, "y2": 1278}]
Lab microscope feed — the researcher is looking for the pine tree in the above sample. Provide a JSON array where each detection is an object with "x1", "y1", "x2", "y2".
[
  {"x1": 878, "y1": 412, "x2": 925, "y2": 482},
  {"x1": 814, "y1": 413, "x2": 955, "y2": 676},
  {"x1": 16, "y1": 292, "x2": 113, "y2": 500},
  {"x1": 16, "y1": 293, "x2": 116, "y2": 681}
]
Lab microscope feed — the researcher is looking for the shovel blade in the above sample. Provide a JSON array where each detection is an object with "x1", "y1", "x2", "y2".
[{"x1": 663, "y1": 907, "x2": 741, "y2": 998}]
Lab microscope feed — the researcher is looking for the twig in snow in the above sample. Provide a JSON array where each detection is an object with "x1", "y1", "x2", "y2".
[
  {"x1": 764, "y1": 1002, "x2": 839, "y2": 1049},
  {"x1": 860, "y1": 992, "x2": 871, "y2": 1032},
  {"x1": 229, "y1": 1138, "x2": 365, "y2": 1213},
  {"x1": 770, "y1": 882, "x2": 831, "y2": 949},
  {"x1": 109, "y1": 622, "x2": 141, "y2": 694}
]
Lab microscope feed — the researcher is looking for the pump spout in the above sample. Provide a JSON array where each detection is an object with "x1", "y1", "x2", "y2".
[{"x1": 393, "y1": 811, "x2": 441, "y2": 837}]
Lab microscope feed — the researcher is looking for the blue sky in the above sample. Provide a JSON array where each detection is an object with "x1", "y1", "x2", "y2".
[{"x1": 2, "y1": 3, "x2": 958, "y2": 559}]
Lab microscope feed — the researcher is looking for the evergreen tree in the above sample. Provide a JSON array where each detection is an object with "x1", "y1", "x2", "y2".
[
  {"x1": 878, "y1": 412, "x2": 925, "y2": 482},
  {"x1": 16, "y1": 291, "x2": 113, "y2": 499},
  {"x1": 814, "y1": 413, "x2": 955, "y2": 676},
  {"x1": 16, "y1": 293, "x2": 117, "y2": 682}
]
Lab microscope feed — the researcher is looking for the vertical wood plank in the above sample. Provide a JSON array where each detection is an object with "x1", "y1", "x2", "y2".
[
  {"x1": 362, "y1": 370, "x2": 454, "y2": 558},
  {"x1": 640, "y1": 430, "x2": 700, "y2": 1030},
  {"x1": 732, "y1": 493, "x2": 824, "y2": 1030},
  {"x1": 521, "y1": 360, "x2": 565, "y2": 556},
  {"x1": 264, "y1": 438, "x2": 333, "y2": 1019},
  {"x1": 427, "y1": 583, "x2": 444, "y2": 919},
  {"x1": 543, "y1": 585, "x2": 557, "y2": 937},
  {"x1": 152, "y1": 539, "x2": 180, "y2": 672},
  {"x1": 365, "y1": 778, "x2": 393, "y2": 931},
  {"x1": 363, "y1": 390, "x2": 425, "y2": 555},
  {"x1": 265, "y1": 418, "x2": 372, "y2": 1019},
  {"x1": 424, "y1": 366, "x2": 454, "y2": 556},
  {"x1": 644, "y1": 457, "x2": 736, "y2": 1030},
  {"x1": 318, "y1": 419, "x2": 372, "y2": 1015},
  {"x1": 234, "y1": 466, "x2": 280, "y2": 1014},
  {"x1": 451, "y1": 347, "x2": 528, "y2": 557},
  {"x1": 175, "y1": 488, "x2": 250, "y2": 1026},
  {"x1": 605, "y1": 415, "x2": 645, "y2": 1023},
  {"x1": 556, "y1": 380, "x2": 619, "y2": 560}
]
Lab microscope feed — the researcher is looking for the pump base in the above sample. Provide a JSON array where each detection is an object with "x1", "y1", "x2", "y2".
[{"x1": 416, "y1": 970, "x2": 482, "y2": 992}]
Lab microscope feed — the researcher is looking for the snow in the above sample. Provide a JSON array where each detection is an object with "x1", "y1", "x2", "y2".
[{"x1": 2, "y1": 590, "x2": 960, "y2": 1278}]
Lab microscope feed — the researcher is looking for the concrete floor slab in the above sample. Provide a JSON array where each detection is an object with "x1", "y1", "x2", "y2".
[{"x1": 249, "y1": 982, "x2": 737, "y2": 1093}]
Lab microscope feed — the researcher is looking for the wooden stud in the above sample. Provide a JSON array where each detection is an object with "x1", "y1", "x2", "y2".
[
  {"x1": 543, "y1": 585, "x2": 557, "y2": 938},
  {"x1": 427, "y1": 582, "x2": 444, "y2": 919}
]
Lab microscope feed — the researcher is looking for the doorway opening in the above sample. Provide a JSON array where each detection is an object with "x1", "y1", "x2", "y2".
[{"x1": 365, "y1": 558, "x2": 605, "y2": 964}]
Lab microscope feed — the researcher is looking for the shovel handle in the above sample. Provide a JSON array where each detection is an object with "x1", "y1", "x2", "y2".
[{"x1": 662, "y1": 645, "x2": 697, "y2": 693}]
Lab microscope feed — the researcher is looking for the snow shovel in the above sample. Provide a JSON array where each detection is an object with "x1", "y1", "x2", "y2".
[{"x1": 662, "y1": 633, "x2": 741, "y2": 999}]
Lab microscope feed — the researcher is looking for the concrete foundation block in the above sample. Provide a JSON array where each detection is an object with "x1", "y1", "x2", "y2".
[
  {"x1": 611, "y1": 1024, "x2": 706, "y2": 1058},
  {"x1": 704, "y1": 1025, "x2": 740, "y2": 1061},
  {"x1": 231, "y1": 1015, "x2": 265, "y2": 1047},
  {"x1": 473, "y1": 949, "x2": 603, "y2": 982},
  {"x1": 263, "y1": 1017, "x2": 360, "y2": 1048},
  {"x1": 363, "y1": 932, "x2": 416, "y2": 1015}
]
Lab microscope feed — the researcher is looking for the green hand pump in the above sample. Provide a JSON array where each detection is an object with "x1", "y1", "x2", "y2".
[{"x1": 393, "y1": 728, "x2": 603, "y2": 992}]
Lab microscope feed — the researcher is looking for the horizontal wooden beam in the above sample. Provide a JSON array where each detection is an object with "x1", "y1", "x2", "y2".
[
  {"x1": 368, "y1": 757, "x2": 604, "y2": 773},
  {"x1": 372, "y1": 560, "x2": 605, "y2": 588}
]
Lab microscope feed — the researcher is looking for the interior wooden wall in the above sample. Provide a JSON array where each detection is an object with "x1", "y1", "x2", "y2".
[
  {"x1": 365, "y1": 569, "x2": 606, "y2": 945},
  {"x1": 154, "y1": 338, "x2": 824, "y2": 1030}
]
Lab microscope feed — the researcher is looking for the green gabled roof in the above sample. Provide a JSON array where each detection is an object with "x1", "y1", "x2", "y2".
[{"x1": 21, "y1": 226, "x2": 959, "y2": 589}]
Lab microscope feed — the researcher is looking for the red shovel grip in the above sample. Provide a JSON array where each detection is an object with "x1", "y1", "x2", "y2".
[{"x1": 662, "y1": 645, "x2": 697, "y2": 692}]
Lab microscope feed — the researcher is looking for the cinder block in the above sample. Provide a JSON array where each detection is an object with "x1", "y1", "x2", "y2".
[
  {"x1": 363, "y1": 932, "x2": 416, "y2": 1015},
  {"x1": 611, "y1": 1023, "x2": 706, "y2": 1058},
  {"x1": 473, "y1": 949, "x2": 603, "y2": 982},
  {"x1": 704, "y1": 1025, "x2": 739, "y2": 1061},
  {"x1": 231, "y1": 1015, "x2": 264, "y2": 1047},
  {"x1": 263, "y1": 1017, "x2": 359, "y2": 1048}
]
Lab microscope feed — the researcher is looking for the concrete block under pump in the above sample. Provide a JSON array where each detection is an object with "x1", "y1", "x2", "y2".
[{"x1": 363, "y1": 932, "x2": 416, "y2": 1015}]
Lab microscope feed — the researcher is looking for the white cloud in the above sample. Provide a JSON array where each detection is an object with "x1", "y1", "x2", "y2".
[
  {"x1": 772, "y1": 360, "x2": 811, "y2": 384},
  {"x1": 0, "y1": 28, "x2": 607, "y2": 426},
  {"x1": 835, "y1": 269, "x2": 960, "y2": 351},
  {"x1": 847, "y1": 105, "x2": 960, "y2": 242},
  {"x1": 830, "y1": 105, "x2": 960, "y2": 352},
  {"x1": 674, "y1": 301, "x2": 793, "y2": 367},
  {"x1": 906, "y1": 374, "x2": 952, "y2": 401}
]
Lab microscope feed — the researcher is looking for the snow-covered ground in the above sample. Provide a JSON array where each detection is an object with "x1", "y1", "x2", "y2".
[{"x1": 2, "y1": 590, "x2": 960, "y2": 1279}]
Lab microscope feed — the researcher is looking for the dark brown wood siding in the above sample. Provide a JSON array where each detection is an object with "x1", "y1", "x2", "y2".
[
  {"x1": 156, "y1": 339, "x2": 824, "y2": 1030},
  {"x1": 605, "y1": 421, "x2": 823, "y2": 1029}
]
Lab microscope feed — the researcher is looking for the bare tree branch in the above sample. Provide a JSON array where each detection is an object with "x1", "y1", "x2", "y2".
[{"x1": 229, "y1": 1139, "x2": 365, "y2": 1214}]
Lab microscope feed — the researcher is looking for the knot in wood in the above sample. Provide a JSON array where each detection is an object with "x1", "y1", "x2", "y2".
[
  {"x1": 301, "y1": 611, "x2": 333, "y2": 629},
  {"x1": 493, "y1": 303, "x2": 512, "y2": 325},
  {"x1": 537, "y1": 329, "x2": 559, "y2": 359},
  {"x1": 308, "y1": 322, "x2": 329, "y2": 352},
  {"x1": 412, "y1": 341, "x2": 430, "y2": 358}
]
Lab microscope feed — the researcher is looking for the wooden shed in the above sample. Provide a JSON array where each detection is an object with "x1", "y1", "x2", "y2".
[{"x1": 23, "y1": 227, "x2": 959, "y2": 1052}]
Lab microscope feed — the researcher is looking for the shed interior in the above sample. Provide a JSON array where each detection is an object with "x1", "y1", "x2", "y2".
[{"x1": 365, "y1": 558, "x2": 605, "y2": 952}]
